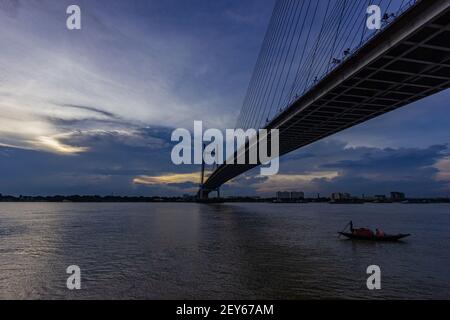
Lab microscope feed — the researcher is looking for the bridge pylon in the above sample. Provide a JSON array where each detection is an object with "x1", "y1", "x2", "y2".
[
  {"x1": 197, "y1": 187, "x2": 211, "y2": 200},
  {"x1": 197, "y1": 144, "x2": 222, "y2": 202}
]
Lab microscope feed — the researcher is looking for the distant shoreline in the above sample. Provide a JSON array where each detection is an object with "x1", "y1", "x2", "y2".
[{"x1": 0, "y1": 195, "x2": 449, "y2": 204}]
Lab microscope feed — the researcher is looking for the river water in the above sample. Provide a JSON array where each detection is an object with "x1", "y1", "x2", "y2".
[{"x1": 0, "y1": 202, "x2": 449, "y2": 299}]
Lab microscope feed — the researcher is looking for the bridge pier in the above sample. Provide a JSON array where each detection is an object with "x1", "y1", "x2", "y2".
[
  {"x1": 198, "y1": 188, "x2": 211, "y2": 200},
  {"x1": 197, "y1": 187, "x2": 223, "y2": 203}
]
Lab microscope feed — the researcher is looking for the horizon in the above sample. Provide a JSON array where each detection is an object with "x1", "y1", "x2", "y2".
[{"x1": 1, "y1": 191, "x2": 449, "y2": 199}]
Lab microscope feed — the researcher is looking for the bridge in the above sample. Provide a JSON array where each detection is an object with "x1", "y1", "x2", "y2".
[{"x1": 199, "y1": 0, "x2": 450, "y2": 199}]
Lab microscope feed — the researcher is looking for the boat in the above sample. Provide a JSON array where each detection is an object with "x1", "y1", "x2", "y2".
[
  {"x1": 338, "y1": 232, "x2": 410, "y2": 241},
  {"x1": 338, "y1": 221, "x2": 410, "y2": 241}
]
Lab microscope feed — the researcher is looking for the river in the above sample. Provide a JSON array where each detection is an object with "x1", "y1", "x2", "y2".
[{"x1": 0, "y1": 202, "x2": 449, "y2": 299}]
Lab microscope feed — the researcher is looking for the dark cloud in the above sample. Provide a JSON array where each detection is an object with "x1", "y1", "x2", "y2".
[
  {"x1": 46, "y1": 117, "x2": 128, "y2": 128},
  {"x1": 61, "y1": 104, "x2": 119, "y2": 119},
  {"x1": 285, "y1": 141, "x2": 448, "y2": 197},
  {"x1": 309, "y1": 144, "x2": 449, "y2": 197},
  {"x1": 214, "y1": 140, "x2": 450, "y2": 198},
  {"x1": 61, "y1": 128, "x2": 167, "y2": 151},
  {"x1": 321, "y1": 144, "x2": 447, "y2": 171},
  {"x1": 0, "y1": 126, "x2": 202, "y2": 196},
  {"x1": 167, "y1": 182, "x2": 198, "y2": 189}
]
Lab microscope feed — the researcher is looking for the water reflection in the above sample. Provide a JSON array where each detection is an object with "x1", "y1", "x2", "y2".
[{"x1": 0, "y1": 202, "x2": 449, "y2": 299}]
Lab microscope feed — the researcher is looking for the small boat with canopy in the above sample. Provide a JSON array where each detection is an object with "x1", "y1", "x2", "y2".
[{"x1": 338, "y1": 221, "x2": 410, "y2": 241}]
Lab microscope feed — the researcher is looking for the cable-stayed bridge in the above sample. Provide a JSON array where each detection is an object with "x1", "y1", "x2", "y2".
[{"x1": 200, "y1": 0, "x2": 450, "y2": 199}]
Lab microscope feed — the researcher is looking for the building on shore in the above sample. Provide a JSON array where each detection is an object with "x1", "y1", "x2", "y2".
[
  {"x1": 276, "y1": 191, "x2": 291, "y2": 201},
  {"x1": 390, "y1": 192, "x2": 406, "y2": 201},
  {"x1": 330, "y1": 192, "x2": 364, "y2": 204},
  {"x1": 290, "y1": 192, "x2": 305, "y2": 200},
  {"x1": 331, "y1": 192, "x2": 351, "y2": 201},
  {"x1": 276, "y1": 191, "x2": 305, "y2": 202}
]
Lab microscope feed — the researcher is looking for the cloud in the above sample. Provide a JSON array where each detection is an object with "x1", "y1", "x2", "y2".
[
  {"x1": 0, "y1": 0, "x2": 270, "y2": 155},
  {"x1": 133, "y1": 171, "x2": 213, "y2": 186},
  {"x1": 435, "y1": 157, "x2": 450, "y2": 191},
  {"x1": 62, "y1": 129, "x2": 167, "y2": 150},
  {"x1": 32, "y1": 135, "x2": 89, "y2": 154},
  {"x1": 320, "y1": 144, "x2": 447, "y2": 181},
  {"x1": 59, "y1": 104, "x2": 119, "y2": 119},
  {"x1": 250, "y1": 172, "x2": 339, "y2": 193},
  {"x1": 280, "y1": 142, "x2": 450, "y2": 197},
  {"x1": 217, "y1": 140, "x2": 450, "y2": 197}
]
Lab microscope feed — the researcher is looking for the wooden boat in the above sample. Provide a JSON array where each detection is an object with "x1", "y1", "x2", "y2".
[{"x1": 338, "y1": 232, "x2": 410, "y2": 241}]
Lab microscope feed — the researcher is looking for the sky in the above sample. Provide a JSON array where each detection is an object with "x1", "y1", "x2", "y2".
[{"x1": 0, "y1": 0, "x2": 449, "y2": 197}]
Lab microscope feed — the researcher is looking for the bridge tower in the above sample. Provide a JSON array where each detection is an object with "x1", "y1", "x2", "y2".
[
  {"x1": 197, "y1": 144, "x2": 221, "y2": 201},
  {"x1": 197, "y1": 144, "x2": 208, "y2": 200}
]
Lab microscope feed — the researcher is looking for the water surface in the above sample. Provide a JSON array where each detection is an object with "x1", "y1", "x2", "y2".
[{"x1": 0, "y1": 203, "x2": 449, "y2": 299}]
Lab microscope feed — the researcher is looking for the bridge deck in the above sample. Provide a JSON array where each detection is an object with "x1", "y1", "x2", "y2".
[{"x1": 203, "y1": 0, "x2": 450, "y2": 194}]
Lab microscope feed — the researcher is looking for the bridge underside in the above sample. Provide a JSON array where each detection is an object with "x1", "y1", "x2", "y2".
[{"x1": 202, "y1": 0, "x2": 450, "y2": 196}]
